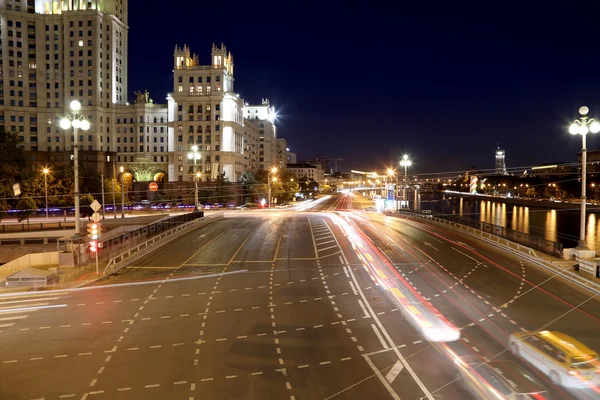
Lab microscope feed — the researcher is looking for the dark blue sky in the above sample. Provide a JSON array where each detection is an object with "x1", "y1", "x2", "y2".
[{"x1": 129, "y1": 3, "x2": 600, "y2": 175}]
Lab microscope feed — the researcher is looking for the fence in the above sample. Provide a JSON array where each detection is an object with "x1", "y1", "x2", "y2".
[
  {"x1": 397, "y1": 211, "x2": 600, "y2": 296},
  {"x1": 0, "y1": 221, "x2": 75, "y2": 233},
  {"x1": 95, "y1": 212, "x2": 205, "y2": 261},
  {"x1": 431, "y1": 213, "x2": 563, "y2": 257},
  {"x1": 103, "y1": 213, "x2": 224, "y2": 276}
]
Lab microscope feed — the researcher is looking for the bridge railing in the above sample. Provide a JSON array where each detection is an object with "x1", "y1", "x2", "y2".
[
  {"x1": 394, "y1": 211, "x2": 600, "y2": 296},
  {"x1": 102, "y1": 213, "x2": 224, "y2": 277}
]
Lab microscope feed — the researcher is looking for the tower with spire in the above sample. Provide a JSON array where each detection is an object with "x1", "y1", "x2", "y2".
[{"x1": 495, "y1": 145, "x2": 507, "y2": 175}]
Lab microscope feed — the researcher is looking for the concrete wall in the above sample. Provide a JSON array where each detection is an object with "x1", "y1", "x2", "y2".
[
  {"x1": 0, "y1": 252, "x2": 58, "y2": 278},
  {"x1": 0, "y1": 244, "x2": 57, "y2": 264}
]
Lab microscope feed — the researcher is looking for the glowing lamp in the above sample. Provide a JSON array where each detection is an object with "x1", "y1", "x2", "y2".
[
  {"x1": 60, "y1": 118, "x2": 71, "y2": 129},
  {"x1": 569, "y1": 123, "x2": 580, "y2": 135}
]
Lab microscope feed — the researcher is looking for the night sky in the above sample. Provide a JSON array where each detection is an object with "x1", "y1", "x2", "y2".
[{"x1": 129, "y1": 3, "x2": 600, "y2": 175}]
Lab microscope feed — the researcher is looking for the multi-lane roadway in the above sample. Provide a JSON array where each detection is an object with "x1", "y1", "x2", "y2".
[{"x1": 1, "y1": 193, "x2": 599, "y2": 399}]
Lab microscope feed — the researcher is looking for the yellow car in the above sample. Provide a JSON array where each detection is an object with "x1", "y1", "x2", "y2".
[{"x1": 509, "y1": 330, "x2": 600, "y2": 388}]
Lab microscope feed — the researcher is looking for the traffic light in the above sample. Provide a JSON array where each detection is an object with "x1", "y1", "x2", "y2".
[
  {"x1": 89, "y1": 240, "x2": 98, "y2": 252},
  {"x1": 87, "y1": 222, "x2": 102, "y2": 240}
]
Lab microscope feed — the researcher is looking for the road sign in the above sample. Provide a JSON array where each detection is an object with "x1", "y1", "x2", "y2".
[
  {"x1": 91, "y1": 212, "x2": 101, "y2": 223},
  {"x1": 90, "y1": 199, "x2": 101, "y2": 212},
  {"x1": 12, "y1": 183, "x2": 21, "y2": 196},
  {"x1": 149, "y1": 182, "x2": 158, "y2": 191}
]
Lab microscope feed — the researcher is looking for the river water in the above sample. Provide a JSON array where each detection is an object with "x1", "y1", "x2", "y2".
[{"x1": 422, "y1": 195, "x2": 600, "y2": 251}]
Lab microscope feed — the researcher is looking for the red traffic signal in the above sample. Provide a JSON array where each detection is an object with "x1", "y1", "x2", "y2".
[{"x1": 89, "y1": 240, "x2": 98, "y2": 252}]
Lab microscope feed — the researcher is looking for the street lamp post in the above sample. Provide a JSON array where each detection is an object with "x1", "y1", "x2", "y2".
[
  {"x1": 268, "y1": 167, "x2": 278, "y2": 208},
  {"x1": 119, "y1": 166, "x2": 125, "y2": 218},
  {"x1": 399, "y1": 155, "x2": 412, "y2": 210},
  {"x1": 60, "y1": 100, "x2": 90, "y2": 235},
  {"x1": 43, "y1": 168, "x2": 50, "y2": 219},
  {"x1": 187, "y1": 145, "x2": 201, "y2": 211},
  {"x1": 569, "y1": 106, "x2": 600, "y2": 250}
]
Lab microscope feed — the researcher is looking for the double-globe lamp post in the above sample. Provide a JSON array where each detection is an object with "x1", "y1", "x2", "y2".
[
  {"x1": 60, "y1": 100, "x2": 90, "y2": 235},
  {"x1": 569, "y1": 106, "x2": 600, "y2": 250},
  {"x1": 188, "y1": 145, "x2": 201, "y2": 211},
  {"x1": 399, "y1": 154, "x2": 412, "y2": 210}
]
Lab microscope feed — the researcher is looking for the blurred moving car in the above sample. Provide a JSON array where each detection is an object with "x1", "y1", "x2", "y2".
[
  {"x1": 454, "y1": 356, "x2": 548, "y2": 399},
  {"x1": 509, "y1": 330, "x2": 600, "y2": 388}
]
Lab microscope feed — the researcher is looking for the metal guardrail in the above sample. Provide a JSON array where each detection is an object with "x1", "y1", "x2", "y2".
[
  {"x1": 395, "y1": 211, "x2": 600, "y2": 295},
  {"x1": 102, "y1": 213, "x2": 224, "y2": 276}
]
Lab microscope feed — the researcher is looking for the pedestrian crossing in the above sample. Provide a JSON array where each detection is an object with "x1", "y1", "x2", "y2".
[
  {"x1": 0, "y1": 293, "x2": 66, "y2": 331},
  {"x1": 310, "y1": 218, "x2": 341, "y2": 258}
]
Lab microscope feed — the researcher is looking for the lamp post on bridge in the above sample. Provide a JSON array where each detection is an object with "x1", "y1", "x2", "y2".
[
  {"x1": 399, "y1": 154, "x2": 412, "y2": 210},
  {"x1": 569, "y1": 106, "x2": 600, "y2": 250}
]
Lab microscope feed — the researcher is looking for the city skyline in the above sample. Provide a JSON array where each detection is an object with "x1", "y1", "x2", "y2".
[{"x1": 129, "y1": 3, "x2": 600, "y2": 174}]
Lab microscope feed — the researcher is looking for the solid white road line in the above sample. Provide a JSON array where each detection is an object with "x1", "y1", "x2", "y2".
[{"x1": 371, "y1": 324, "x2": 390, "y2": 349}]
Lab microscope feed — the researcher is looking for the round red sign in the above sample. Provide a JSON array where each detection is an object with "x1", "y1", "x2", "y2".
[{"x1": 149, "y1": 182, "x2": 158, "y2": 191}]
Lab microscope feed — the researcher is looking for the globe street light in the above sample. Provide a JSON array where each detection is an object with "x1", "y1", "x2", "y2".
[
  {"x1": 399, "y1": 154, "x2": 412, "y2": 210},
  {"x1": 60, "y1": 100, "x2": 90, "y2": 235},
  {"x1": 569, "y1": 106, "x2": 600, "y2": 250},
  {"x1": 187, "y1": 145, "x2": 201, "y2": 211},
  {"x1": 42, "y1": 168, "x2": 50, "y2": 219},
  {"x1": 268, "y1": 167, "x2": 278, "y2": 208}
]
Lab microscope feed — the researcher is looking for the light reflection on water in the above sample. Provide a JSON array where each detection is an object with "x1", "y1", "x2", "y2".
[{"x1": 449, "y1": 198, "x2": 600, "y2": 250}]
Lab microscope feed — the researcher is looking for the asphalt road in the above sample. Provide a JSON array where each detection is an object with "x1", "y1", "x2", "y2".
[{"x1": 1, "y1": 193, "x2": 599, "y2": 399}]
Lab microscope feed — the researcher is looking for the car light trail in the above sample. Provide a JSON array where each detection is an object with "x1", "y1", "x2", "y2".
[{"x1": 330, "y1": 213, "x2": 460, "y2": 342}]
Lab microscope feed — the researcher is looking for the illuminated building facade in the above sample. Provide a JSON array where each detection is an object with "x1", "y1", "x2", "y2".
[
  {"x1": 245, "y1": 98, "x2": 281, "y2": 170},
  {"x1": 0, "y1": 0, "x2": 128, "y2": 175},
  {"x1": 495, "y1": 146, "x2": 507, "y2": 175}
]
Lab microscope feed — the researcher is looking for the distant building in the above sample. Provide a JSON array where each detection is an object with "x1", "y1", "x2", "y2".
[
  {"x1": 275, "y1": 138, "x2": 288, "y2": 170},
  {"x1": 287, "y1": 163, "x2": 324, "y2": 182},
  {"x1": 495, "y1": 146, "x2": 507, "y2": 175},
  {"x1": 287, "y1": 151, "x2": 297, "y2": 164},
  {"x1": 245, "y1": 98, "x2": 278, "y2": 171}
]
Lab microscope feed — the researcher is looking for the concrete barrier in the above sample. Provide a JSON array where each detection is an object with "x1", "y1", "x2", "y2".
[{"x1": 0, "y1": 251, "x2": 58, "y2": 278}]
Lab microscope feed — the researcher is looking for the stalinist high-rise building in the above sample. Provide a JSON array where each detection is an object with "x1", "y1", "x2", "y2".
[
  {"x1": 0, "y1": 0, "x2": 128, "y2": 173},
  {"x1": 0, "y1": 1, "x2": 289, "y2": 194}
]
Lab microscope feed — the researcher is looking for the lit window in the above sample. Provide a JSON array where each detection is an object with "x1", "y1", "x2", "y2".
[
  {"x1": 78, "y1": 40, "x2": 83, "y2": 47},
  {"x1": 178, "y1": 85, "x2": 183, "y2": 92}
]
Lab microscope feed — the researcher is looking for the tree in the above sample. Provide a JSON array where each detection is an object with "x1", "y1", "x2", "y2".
[
  {"x1": 525, "y1": 187, "x2": 537, "y2": 198},
  {"x1": 0, "y1": 128, "x2": 25, "y2": 204},
  {"x1": 15, "y1": 196, "x2": 36, "y2": 222},
  {"x1": 239, "y1": 172, "x2": 255, "y2": 203},
  {"x1": 213, "y1": 172, "x2": 234, "y2": 204},
  {"x1": 79, "y1": 194, "x2": 95, "y2": 218},
  {"x1": 103, "y1": 177, "x2": 123, "y2": 205},
  {"x1": 0, "y1": 200, "x2": 8, "y2": 222}
]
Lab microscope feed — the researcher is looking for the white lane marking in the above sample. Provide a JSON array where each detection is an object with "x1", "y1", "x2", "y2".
[
  {"x1": 319, "y1": 361, "x2": 331, "y2": 365},
  {"x1": 451, "y1": 247, "x2": 480, "y2": 263},
  {"x1": 343, "y1": 266, "x2": 350, "y2": 278},
  {"x1": 385, "y1": 360, "x2": 405, "y2": 383},
  {"x1": 0, "y1": 315, "x2": 28, "y2": 322},
  {"x1": 364, "y1": 356, "x2": 401, "y2": 400},
  {"x1": 357, "y1": 299, "x2": 369, "y2": 317},
  {"x1": 371, "y1": 324, "x2": 390, "y2": 349},
  {"x1": 332, "y1": 217, "x2": 436, "y2": 400}
]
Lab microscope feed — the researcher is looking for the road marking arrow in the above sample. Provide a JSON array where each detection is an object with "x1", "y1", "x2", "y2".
[
  {"x1": 385, "y1": 360, "x2": 404, "y2": 383},
  {"x1": 424, "y1": 242, "x2": 439, "y2": 251}
]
